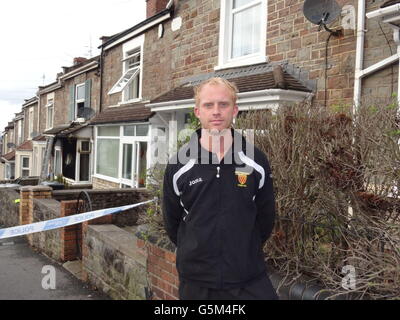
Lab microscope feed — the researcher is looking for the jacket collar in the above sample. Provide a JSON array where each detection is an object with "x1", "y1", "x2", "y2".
[{"x1": 184, "y1": 127, "x2": 249, "y2": 165}]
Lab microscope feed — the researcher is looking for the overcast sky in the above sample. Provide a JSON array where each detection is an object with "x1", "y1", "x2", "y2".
[{"x1": 0, "y1": 0, "x2": 146, "y2": 132}]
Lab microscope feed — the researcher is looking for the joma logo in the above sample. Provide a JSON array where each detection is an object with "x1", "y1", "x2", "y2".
[{"x1": 189, "y1": 178, "x2": 203, "y2": 186}]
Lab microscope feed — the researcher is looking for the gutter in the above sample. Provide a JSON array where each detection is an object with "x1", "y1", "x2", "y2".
[
  {"x1": 101, "y1": 9, "x2": 172, "y2": 51},
  {"x1": 146, "y1": 89, "x2": 313, "y2": 112},
  {"x1": 58, "y1": 61, "x2": 99, "y2": 81}
]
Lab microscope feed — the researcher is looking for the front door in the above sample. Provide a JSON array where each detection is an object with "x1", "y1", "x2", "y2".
[{"x1": 120, "y1": 141, "x2": 148, "y2": 188}]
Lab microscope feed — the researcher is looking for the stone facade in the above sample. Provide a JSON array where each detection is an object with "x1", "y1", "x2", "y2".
[
  {"x1": 92, "y1": 177, "x2": 120, "y2": 190},
  {"x1": 0, "y1": 188, "x2": 20, "y2": 227},
  {"x1": 100, "y1": 46, "x2": 123, "y2": 109},
  {"x1": 141, "y1": 0, "x2": 398, "y2": 108}
]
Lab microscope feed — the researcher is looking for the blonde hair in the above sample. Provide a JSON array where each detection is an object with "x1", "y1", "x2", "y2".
[{"x1": 194, "y1": 77, "x2": 239, "y2": 106}]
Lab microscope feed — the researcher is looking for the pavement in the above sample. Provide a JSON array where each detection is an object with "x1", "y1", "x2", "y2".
[{"x1": 0, "y1": 234, "x2": 109, "y2": 300}]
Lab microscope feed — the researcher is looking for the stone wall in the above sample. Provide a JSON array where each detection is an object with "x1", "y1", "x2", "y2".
[
  {"x1": 52, "y1": 188, "x2": 151, "y2": 227},
  {"x1": 30, "y1": 198, "x2": 62, "y2": 261},
  {"x1": 82, "y1": 224, "x2": 148, "y2": 300},
  {"x1": 92, "y1": 177, "x2": 120, "y2": 190},
  {"x1": 0, "y1": 188, "x2": 20, "y2": 227}
]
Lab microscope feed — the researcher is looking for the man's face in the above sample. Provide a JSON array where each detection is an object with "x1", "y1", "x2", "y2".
[{"x1": 194, "y1": 83, "x2": 239, "y2": 131}]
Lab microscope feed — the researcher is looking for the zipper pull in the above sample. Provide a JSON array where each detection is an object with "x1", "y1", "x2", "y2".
[{"x1": 216, "y1": 166, "x2": 220, "y2": 178}]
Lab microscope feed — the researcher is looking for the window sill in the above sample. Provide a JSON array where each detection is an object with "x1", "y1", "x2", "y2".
[
  {"x1": 118, "y1": 98, "x2": 143, "y2": 106},
  {"x1": 214, "y1": 55, "x2": 268, "y2": 71}
]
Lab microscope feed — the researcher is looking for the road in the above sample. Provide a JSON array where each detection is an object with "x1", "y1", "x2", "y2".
[{"x1": 0, "y1": 234, "x2": 109, "y2": 300}]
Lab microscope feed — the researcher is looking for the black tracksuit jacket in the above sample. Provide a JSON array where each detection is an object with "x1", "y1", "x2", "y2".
[{"x1": 163, "y1": 128, "x2": 276, "y2": 289}]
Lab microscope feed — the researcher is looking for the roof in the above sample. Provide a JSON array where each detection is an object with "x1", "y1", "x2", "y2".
[
  {"x1": 90, "y1": 103, "x2": 154, "y2": 125},
  {"x1": 16, "y1": 140, "x2": 33, "y2": 151},
  {"x1": 150, "y1": 64, "x2": 312, "y2": 104},
  {"x1": 32, "y1": 135, "x2": 47, "y2": 142},
  {"x1": 2, "y1": 150, "x2": 15, "y2": 162},
  {"x1": 100, "y1": 8, "x2": 172, "y2": 49},
  {"x1": 43, "y1": 123, "x2": 89, "y2": 137}
]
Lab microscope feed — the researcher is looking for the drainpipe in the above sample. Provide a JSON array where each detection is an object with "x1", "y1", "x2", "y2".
[
  {"x1": 99, "y1": 46, "x2": 104, "y2": 114},
  {"x1": 394, "y1": 28, "x2": 400, "y2": 107},
  {"x1": 353, "y1": 0, "x2": 366, "y2": 115}
]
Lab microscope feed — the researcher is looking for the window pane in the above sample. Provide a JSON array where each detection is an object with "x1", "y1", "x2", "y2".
[
  {"x1": 98, "y1": 126, "x2": 120, "y2": 136},
  {"x1": 123, "y1": 125, "x2": 135, "y2": 136},
  {"x1": 233, "y1": 0, "x2": 254, "y2": 9},
  {"x1": 55, "y1": 150, "x2": 62, "y2": 176},
  {"x1": 77, "y1": 85, "x2": 85, "y2": 100},
  {"x1": 22, "y1": 157, "x2": 29, "y2": 168},
  {"x1": 138, "y1": 142, "x2": 147, "y2": 187},
  {"x1": 231, "y1": 4, "x2": 261, "y2": 58},
  {"x1": 48, "y1": 106, "x2": 53, "y2": 128},
  {"x1": 124, "y1": 71, "x2": 140, "y2": 101},
  {"x1": 79, "y1": 154, "x2": 90, "y2": 181},
  {"x1": 122, "y1": 144, "x2": 133, "y2": 180},
  {"x1": 22, "y1": 169, "x2": 30, "y2": 177},
  {"x1": 136, "y1": 124, "x2": 149, "y2": 136},
  {"x1": 96, "y1": 139, "x2": 119, "y2": 178}
]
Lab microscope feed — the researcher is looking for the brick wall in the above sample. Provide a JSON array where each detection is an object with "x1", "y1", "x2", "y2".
[
  {"x1": 52, "y1": 188, "x2": 150, "y2": 227},
  {"x1": 146, "y1": 0, "x2": 169, "y2": 18},
  {"x1": 138, "y1": 238, "x2": 179, "y2": 300}
]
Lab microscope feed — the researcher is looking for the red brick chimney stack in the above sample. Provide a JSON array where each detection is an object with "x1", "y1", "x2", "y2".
[
  {"x1": 146, "y1": 0, "x2": 169, "y2": 18},
  {"x1": 73, "y1": 57, "x2": 88, "y2": 66}
]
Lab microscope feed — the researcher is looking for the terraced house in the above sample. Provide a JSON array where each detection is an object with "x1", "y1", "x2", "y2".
[{"x1": 2, "y1": 0, "x2": 400, "y2": 189}]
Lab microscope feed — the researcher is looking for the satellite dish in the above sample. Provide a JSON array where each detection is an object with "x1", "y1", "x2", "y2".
[{"x1": 303, "y1": 0, "x2": 341, "y2": 31}]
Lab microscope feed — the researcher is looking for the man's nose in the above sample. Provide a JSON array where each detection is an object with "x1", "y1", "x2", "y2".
[{"x1": 211, "y1": 105, "x2": 221, "y2": 115}]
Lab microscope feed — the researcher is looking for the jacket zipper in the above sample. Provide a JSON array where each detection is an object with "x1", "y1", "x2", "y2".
[{"x1": 217, "y1": 165, "x2": 223, "y2": 288}]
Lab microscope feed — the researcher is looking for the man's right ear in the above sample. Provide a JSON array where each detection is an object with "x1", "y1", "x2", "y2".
[{"x1": 194, "y1": 106, "x2": 200, "y2": 118}]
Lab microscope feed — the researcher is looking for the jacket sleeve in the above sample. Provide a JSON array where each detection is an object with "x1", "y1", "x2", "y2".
[
  {"x1": 162, "y1": 163, "x2": 183, "y2": 246},
  {"x1": 255, "y1": 153, "x2": 276, "y2": 244}
]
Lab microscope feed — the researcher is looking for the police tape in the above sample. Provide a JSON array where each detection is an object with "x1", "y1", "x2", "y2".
[{"x1": 0, "y1": 198, "x2": 156, "y2": 240}]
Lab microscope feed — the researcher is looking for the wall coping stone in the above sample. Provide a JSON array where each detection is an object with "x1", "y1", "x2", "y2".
[
  {"x1": 20, "y1": 186, "x2": 52, "y2": 192},
  {"x1": 87, "y1": 224, "x2": 146, "y2": 267}
]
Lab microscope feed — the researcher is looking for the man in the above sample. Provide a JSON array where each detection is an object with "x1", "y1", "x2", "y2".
[{"x1": 162, "y1": 77, "x2": 278, "y2": 300}]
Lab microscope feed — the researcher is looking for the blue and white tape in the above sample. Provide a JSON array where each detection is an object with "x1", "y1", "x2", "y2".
[{"x1": 0, "y1": 198, "x2": 156, "y2": 240}]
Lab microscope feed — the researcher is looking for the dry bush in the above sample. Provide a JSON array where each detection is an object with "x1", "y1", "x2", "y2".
[{"x1": 236, "y1": 100, "x2": 400, "y2": 299}]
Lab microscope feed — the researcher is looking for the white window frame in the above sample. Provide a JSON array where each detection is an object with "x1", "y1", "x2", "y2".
[
  {"x1": 75, "y1": 83, "x2": 86, "y2": 119},
  {"x1": 75, "y1": 139, "x2": 91, "y2": 182},
  {"x1": 54, "y1": 147, "x2": 62, "y2": 178},
  {"x1": 216, "y1": 0, "x2": 267, "y2": 70},
  {"x1": 46, "y1": 97, "x2": 54, "y2": 130},
  {"x1": 94, "y1": 123, "x2": 150, "y2": 188},
  {"x1": 108, "y1": 35, "x2": 144, "y2": 104},
  {"x1": 21, "y1": 156, "x2": 30, "y2": 177},
  {"x1": 29, "y1": 107, "x2": 34, "y2": 139},
  {"x1": 17, "y1": 120, "x2": 23, "y2": 145}
]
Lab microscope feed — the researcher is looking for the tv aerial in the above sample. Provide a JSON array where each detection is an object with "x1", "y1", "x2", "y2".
[{"x1": 303, "y1": 0, "x2": 342, "y2": 35}]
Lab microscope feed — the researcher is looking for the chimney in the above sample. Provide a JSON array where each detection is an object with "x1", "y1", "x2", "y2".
[
  {"x1": 146, "y1": 0, "x2": 169, "y2": 18},
  {"x1": 100, "y1": 36, "x2": 111, "y2": 44},
  {"x1": 73, "y1": 57, "x2": 88, "y2": 66}
]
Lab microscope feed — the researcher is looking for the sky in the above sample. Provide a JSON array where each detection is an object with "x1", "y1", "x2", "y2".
[{"x1": 0, "y1": 0, "x2": 146, "y2": 132}]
